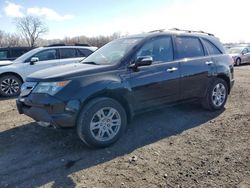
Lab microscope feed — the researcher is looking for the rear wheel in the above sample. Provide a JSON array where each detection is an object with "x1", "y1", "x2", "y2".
[
  {"x1": 77, "y1": 97, "x2": 127, "y2": 148},
  {"x1": 202, "y1": 78, "x2": 228, "y2": 111},
  {"x1": 0, "y1": 75, "x2": 22, "y2": 97},
  {"x1": 236, "y1": 58, "x2": 241, "y2": 66}
]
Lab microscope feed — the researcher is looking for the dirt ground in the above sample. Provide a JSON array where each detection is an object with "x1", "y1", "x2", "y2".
[{"x1": 0, "y1": 65, "x2": 249, "y2": 188}]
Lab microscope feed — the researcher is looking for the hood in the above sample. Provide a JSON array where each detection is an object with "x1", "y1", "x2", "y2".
[
  {"x1": 229, "y1": 53, "x2": 240, "y2": 57},
  {"x1": 0, "y1": 60, "x2": 13, "y2": 67},
  {"x1": 27, "y1": 63, "x2": 108, "y2": 82}
]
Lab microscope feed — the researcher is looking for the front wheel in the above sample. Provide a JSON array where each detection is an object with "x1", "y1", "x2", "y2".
[
  {"x1": 202, "y1": 78, "x2": 228, "y2": 111},
  {"x1": 77, "y1": 97, "x2": 127, "y2": 148},
  {"x1": 0, "y1": 75, "x2": 22, "y2": 97}
]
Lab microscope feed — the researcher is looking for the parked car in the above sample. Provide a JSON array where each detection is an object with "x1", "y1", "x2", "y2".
[
  {"x1": 17, "y1": 29, "x2": 234, "y2": 148},
  {"x1": 0, "y1": 45, "x2": 97, "y2": 97},
  {"x1": 228, "y1": 47, "x2": 250, "y2": 66},
  {"x1": 0, "y1": 47, "x2": 33, "y2": 61}
]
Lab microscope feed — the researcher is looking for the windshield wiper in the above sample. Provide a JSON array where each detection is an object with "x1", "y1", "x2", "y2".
[{"x1": 82, "y1": 61, "x2": 99, "y2": 65}]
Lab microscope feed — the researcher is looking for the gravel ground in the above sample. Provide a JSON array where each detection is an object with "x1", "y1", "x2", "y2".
[{"x1": 0, "y1": 65, "x2": 249, "y2": 188}]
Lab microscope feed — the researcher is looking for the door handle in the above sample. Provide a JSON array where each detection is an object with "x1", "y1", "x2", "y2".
[
  {"x1": 205, "y1": 61, "x2": 214, "y2": 65},
  {"x1": 167, "y1": 67, "x2": 178, "y2": 72}
]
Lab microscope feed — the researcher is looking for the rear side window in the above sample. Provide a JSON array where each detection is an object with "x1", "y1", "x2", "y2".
[
  {"x1": 0, "y1": 50, "x2": 8, "y2": 59},
  {"x1": 59, "y1": 48, "x2": 77, "y2": 59},
  {"x1": 136, "y1": 36, "x2": 174, "y2": 63},
  {"x1": 77, "y1": 48, "x2": 93, "y2": 57},
  {"x1": 175, "y1": 37, "x2": 204, "y2": 59},
  {"x1": 203, "y1": 39, "x2": 222, "y2": 55}
]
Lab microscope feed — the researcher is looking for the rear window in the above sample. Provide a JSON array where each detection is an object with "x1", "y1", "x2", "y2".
[
  {"x1": 176, "y1": 37, "x2": 204, "y2": 59},
  {"x1": 11, "y1": 49, "x2": 30, "y2": 58},
  {"x1": 0, "y1": 50, "x2": 8, "y2": 59},
  {"x1": 203, "y1": 39, "x2": 222, "y2": 55},
  {"x1": 59, "y1": 48, "x2": 77, "y2": 59}
]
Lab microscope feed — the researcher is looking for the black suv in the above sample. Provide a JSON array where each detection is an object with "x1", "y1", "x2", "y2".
[
  {"x1": 17, "y1": 29, "x2": 234, "y2": 148},
  {"x1": 0, "y1": 47, "x2": 33, "y2": 61}
]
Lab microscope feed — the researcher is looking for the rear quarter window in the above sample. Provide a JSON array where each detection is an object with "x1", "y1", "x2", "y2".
[
  {"x1": 175, "y1": 37, "x2": 204, "y2": 59},
  {"x1": 203, "y1": 39, "x2": 222, "y2": 55},
  {"x1": 77, "y1": 48, "x2": 93, "y2": 57}
]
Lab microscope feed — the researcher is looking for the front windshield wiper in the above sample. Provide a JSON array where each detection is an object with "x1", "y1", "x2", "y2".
[{"x1": 82, "y1": 61, "x2": 99, "y2": 65}]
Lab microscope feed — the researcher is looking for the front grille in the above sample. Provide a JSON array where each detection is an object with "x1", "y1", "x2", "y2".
[{"x1": 20, "y1": 82, "x2": 37, "y2": 97}]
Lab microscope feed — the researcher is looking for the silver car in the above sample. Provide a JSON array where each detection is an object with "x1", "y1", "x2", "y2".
[{"x1": 0, "y1": 45, "x2": 97, "y2": 97}]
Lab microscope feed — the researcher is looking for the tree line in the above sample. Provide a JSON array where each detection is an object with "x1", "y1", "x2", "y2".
[{"x1": 0, "y1": 16, "x2": 122, "y2": 48}]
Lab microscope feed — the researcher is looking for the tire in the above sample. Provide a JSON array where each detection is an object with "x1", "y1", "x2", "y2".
[
  {"x1": 202, "y1": 78, "x2": 228, "y2": 111},
  {"x1": 236, "y1": 58, "x2": 241, "y2": 66},
  {"x1": 77, "y1": 97, "x2": 127, "y2": 148},
  {"x1": 0, "y1": 74, "x2": 22, "y2": 97}
]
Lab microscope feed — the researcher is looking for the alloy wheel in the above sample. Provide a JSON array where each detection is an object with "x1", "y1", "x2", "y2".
[
  {"x1": 90, "y1": 107, "x2": 121, "y2": 142},
  {"x1": 212, "y1": 83, "x2": 226, "y2": 107},
  {"x1": 0, "y1": 78, "x2": 20, "y2": 96}
]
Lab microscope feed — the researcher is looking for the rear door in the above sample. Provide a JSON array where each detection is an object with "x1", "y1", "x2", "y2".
[
  {"x1": 175, "y1": 36, "x2": 215, "y2": 100},
  {"x1": 128, "y1": 36, "x2": 180, "y2": 112}
]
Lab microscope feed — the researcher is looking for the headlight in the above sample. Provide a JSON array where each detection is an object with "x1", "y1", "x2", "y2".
[{"x1": 33, "y1": 81, "x2": 71, "y2": 95}]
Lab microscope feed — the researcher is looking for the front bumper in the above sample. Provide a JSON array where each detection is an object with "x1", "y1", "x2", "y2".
[{"x1": 16, "y1": 94, "x2": 80, "y2": 128}]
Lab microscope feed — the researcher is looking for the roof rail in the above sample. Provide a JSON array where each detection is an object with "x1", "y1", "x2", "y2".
[
  {"x1": 148, "y1": 29, "x2": 165, "y2": 33},
  {"x1": 47, "y1": 43, "x2": 66, "y2": 47},
  {"x1": 148, "y1": 28, "x2": 214, "y2": 36},
  {"x1": 46, "y1": 43, "x2": 90, "y2": 47},
  {"x1": 74, "y1": 43, "x2": 90, "y2": 47},
  {"x1": 169, "y1": 28, "x2": 214, "y2": 36}
]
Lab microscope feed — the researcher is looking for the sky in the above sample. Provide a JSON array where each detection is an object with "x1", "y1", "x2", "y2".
[{"x1": 0, "y1": 0, "x2": 250, "y2": 43}]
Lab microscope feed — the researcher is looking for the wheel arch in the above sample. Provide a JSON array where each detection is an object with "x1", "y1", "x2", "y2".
[
  {"x1": 0, "y1": 72, "x2": 24, "y2": 83},
  {"x1": 78, "y1": 91, "x2": 134, "y2": 124},
  {"x1": 216, "y1": 74, "x2": 231, "y2": 94}
]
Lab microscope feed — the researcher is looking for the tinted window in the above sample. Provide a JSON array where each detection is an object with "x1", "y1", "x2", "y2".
[
  {"x1": 176, "y1": 37, "x2": 204, "y2": 59},
  {"x1": 203, "y1": 39, "x2": 222, "y2": 55},
  {"x1": 77, "y1": 49, "x2": 93, "y2": 57},
  {"x1": 136, "y1": 37, "x2": 173, "y2": 63},
  {"x1": 33, "y1": 49, "x2": 57, "y2": 61},
  {"x1": 0, "y1": 50, "x2": 8, "y2": 59},
  {"x1": 11, "y1": 49, "x2": 30, "y2": 58},
  {"x1": 60, "y1": 48, "x2": 77, "y2": 59},
  {"x1": 242, "y1": 48, "x2": 248, "y2": 54}
]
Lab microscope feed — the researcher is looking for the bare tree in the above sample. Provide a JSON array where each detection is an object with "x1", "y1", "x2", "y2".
[{"x1": 15, "y1": 16, "x2": 48, "y2": 47}]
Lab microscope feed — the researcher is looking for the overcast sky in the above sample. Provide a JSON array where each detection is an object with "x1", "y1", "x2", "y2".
[{"x1": 0, "y1": 0, "x2": 249, "y2": 43}]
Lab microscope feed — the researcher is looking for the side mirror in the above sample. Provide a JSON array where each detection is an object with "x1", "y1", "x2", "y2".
[
  {"x1": 30, "y1": 57, "x2": 39, "y2": 65},
  {"x1": 135, "y1": 56, "x2": 153, "y2": 67}
]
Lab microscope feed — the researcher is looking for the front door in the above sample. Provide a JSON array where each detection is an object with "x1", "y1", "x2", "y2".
[
  {"x1": 20, "y1": 49, "x2": 60, "y2": 78},
  {"x1": 128, "y1": 36, "x2": 180, "y2": 112}
]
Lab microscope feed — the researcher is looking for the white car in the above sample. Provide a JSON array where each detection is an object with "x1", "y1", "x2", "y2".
[{"x1": 0, "y1": 45, "x2": 97, "y2": 97}]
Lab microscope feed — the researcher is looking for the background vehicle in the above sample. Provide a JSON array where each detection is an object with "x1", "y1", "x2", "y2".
[
  {"x1": 0, "y1": 47, "x2": 33, "y2": 61},
  {"x1": 17, "y1": 29, "x2": 234, "y2": 148},
  {"x1": 0, "y1": 45, "x2": 97, "y2": 97},
  {"x1": 228, "y1": 47, "x2": 250, "y2": 66}
]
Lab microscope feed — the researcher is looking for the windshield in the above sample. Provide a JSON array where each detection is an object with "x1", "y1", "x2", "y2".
[
  {"x1": 14, "y1": 47, "x2": 42, "y2": 62},
  {"x1": 228, "y1": 48, "x2": 243, "y2": 54},
  {"x1": 81, "y1": 37, "x2": 142, "y2": 65}
]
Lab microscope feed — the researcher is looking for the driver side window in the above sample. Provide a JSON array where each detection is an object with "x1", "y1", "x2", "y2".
[
  {"x1": 26, "y1": 49, "x2": 58, "y2": 62},
  {"x1": 136, "y1": 37, "x2": 173, "y2": 63},
  {"x1": 242, "y1": 48, "x2": 248, "y2": 55}
]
